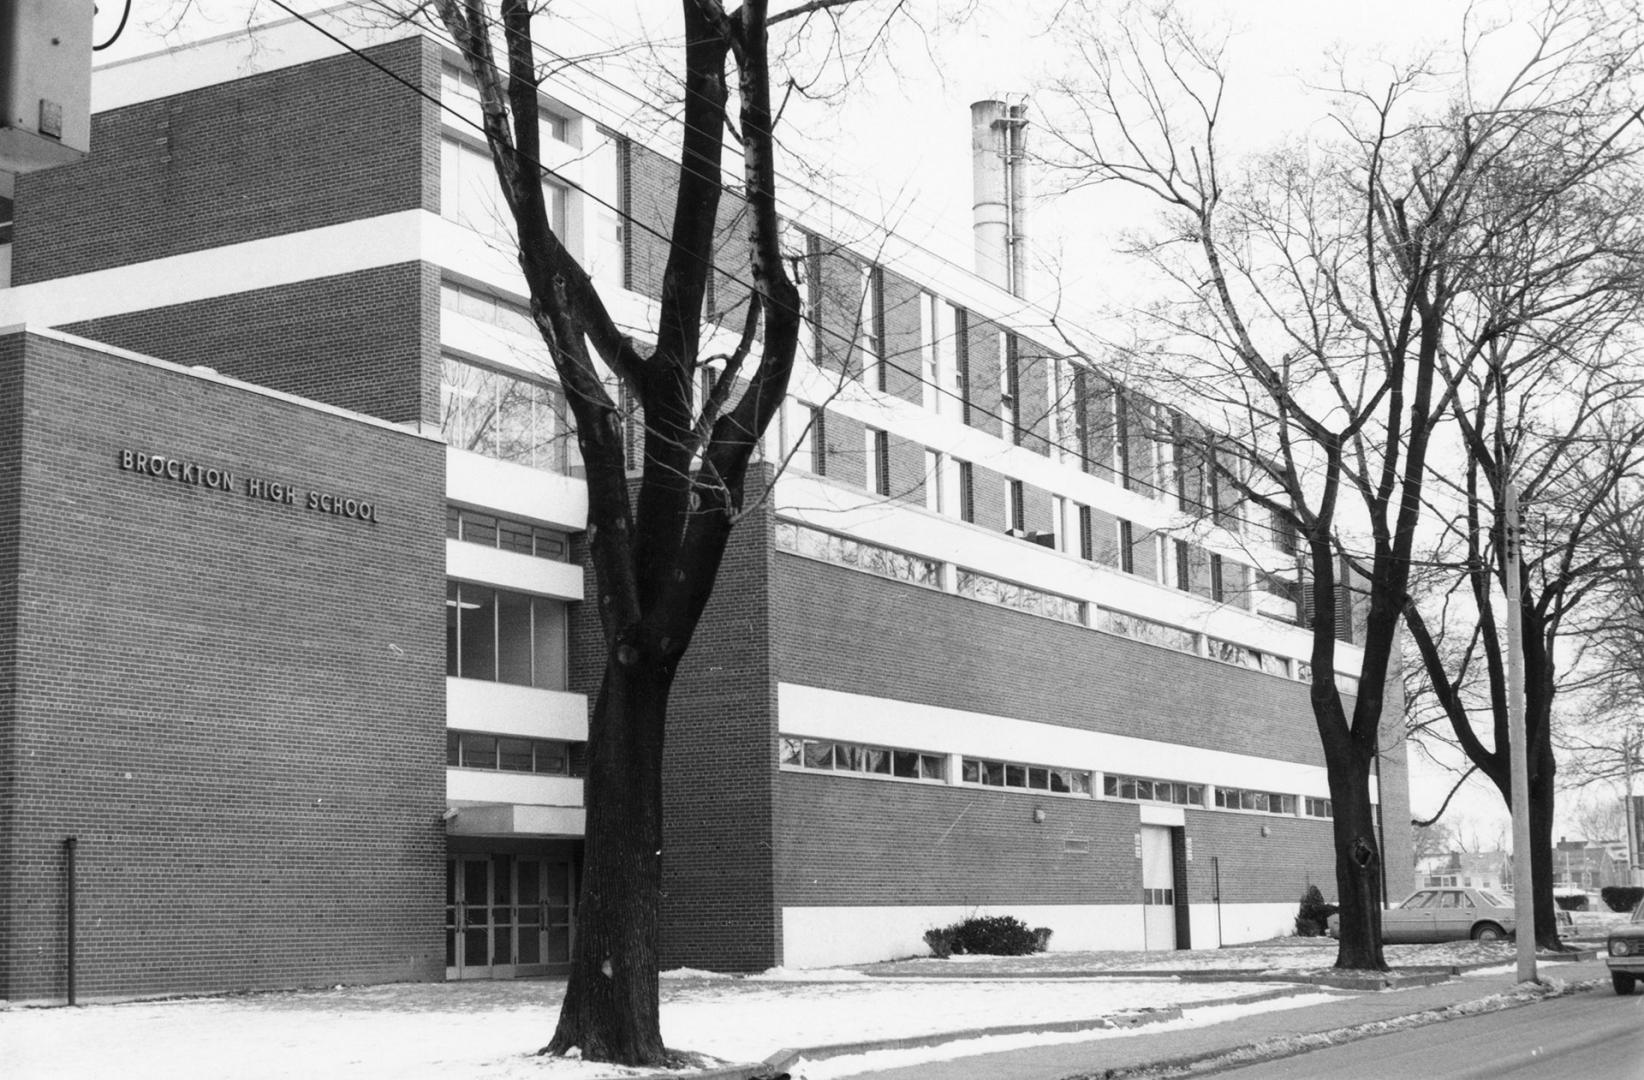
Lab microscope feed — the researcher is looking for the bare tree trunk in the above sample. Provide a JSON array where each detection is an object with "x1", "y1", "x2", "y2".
[
  {"x1": 545, "y1": 659, "x2": 674, "y2": 1064},
  {"x1": 1328, "y1": 752, "x2": 1387, "y2": 969}
]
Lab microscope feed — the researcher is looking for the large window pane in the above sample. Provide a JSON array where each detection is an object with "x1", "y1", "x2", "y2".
[
  {"x1": 461, "y1": 512, "x2": 498, "y2": 548},
  {"x1": 495, "y1": 376, "x2": 537, "y2": 466},
  {"x1": 498, "y1": 737, "x2": 534, "y2": 772},
  {"x1": 461, "y1": 733, "x2": 497, "y2": 769},
  {"x1": 496, "y1": 591, "x2": 534, "y2": 686},
  {"x1": 458, "y1": 584, "x2": 497, "y2": 681},
  {"x1": 532, "y1": 598, "x2": 568, "y2": 690}
]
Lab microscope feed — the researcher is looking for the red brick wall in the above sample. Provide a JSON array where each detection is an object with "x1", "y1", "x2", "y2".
[
  {"x1": 775, "y1": 553, "x2": 1331, "y2": 765},
  {"x1": 12, "y1": 38, "x2": 440, "y2": 284},
  {"x1": 58, "y1": 263, "x2": 439, "y2": 426},
  {"x1": 567, "y1": 472, "x2": 781, "y2": 973},
  {"x1": 775, "y1": 772, "x2": 1141, "y2": 906},
  {"x1": 0, "y1": 341, "x2": 22, "y2": 990},
  {"x1": 0, "y1": 332, "x2": 447, "y2": 1002}
]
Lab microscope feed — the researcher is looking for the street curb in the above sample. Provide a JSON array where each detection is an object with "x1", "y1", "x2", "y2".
[{"x1": 670, "y1": 986, "x2": 1313, "y2": 1079}]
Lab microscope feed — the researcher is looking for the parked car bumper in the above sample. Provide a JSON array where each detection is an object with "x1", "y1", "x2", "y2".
[{"x1": 1606, "y1": 953, "x2": 1644, "y2": 976}]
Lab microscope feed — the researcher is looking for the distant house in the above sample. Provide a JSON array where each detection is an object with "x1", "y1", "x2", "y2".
[
  {"x1": 1553, "y1": 838, "x2": 1629, "y2": 892},
  {"x1": 1414, "y1": 851, "x2": 1512, "y2": 895}
]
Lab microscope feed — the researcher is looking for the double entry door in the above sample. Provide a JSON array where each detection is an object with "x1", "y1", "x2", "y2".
[{"x1": 446, "y1": 854, "x2": 574, "y2": 979}]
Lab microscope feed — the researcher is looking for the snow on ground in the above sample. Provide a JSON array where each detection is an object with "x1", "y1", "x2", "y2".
[
  {"x1": 0, "y1": 938, "x2": 1534, "y2": 1080},
  {"x1": 0, "y1": 976, "x2": 1287, "y2": 1080}
]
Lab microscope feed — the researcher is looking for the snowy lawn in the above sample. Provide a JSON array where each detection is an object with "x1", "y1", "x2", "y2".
[
  {"x1": 2, "y1": 969, "x2": 1293, "y2": 1080},
  {"x1": 0, "y1": 938, "x2": 1531, "y2": 1080}
]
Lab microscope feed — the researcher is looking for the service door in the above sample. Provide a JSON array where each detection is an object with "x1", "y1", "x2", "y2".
[{"x1": 1141, "y1": 825, "x2": 1177, "y2": 950}]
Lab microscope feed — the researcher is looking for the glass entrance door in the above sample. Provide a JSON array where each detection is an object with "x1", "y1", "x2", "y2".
[{"x1": 446, "y1": 854, "x2": 576, "y2": 979}]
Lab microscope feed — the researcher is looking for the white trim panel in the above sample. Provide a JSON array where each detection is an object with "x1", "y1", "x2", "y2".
[
  {"x1": 445, "y1": 802, "x2": 586, "y2": 838},
  {"x1": 446, "y1": 447, "x2": 588, "y2": 532},
  {"x1": 446, "y1": 769, "x2": 584, "y2": 807},
  {"x1": 447, "y1": 679, "x2": 587, "y2": 741},
  {"x1": 778, "y1": 682, "x2": 1370, "y2": 802},
  {"x1": 446, "y1": 540, "x2": 583, "y2": 601},
  {"x1": 1140, "y1": 805, "x2": 1186, "y2": 827}
]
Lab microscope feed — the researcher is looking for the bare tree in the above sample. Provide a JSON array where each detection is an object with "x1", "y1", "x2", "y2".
[
  {"x1": 414, "y1": 0, "x2": 905, "y2": 1064},
  {"x1": 1042, "y1": 0, "x2": 1644, "y2": 969},
  {"x1": 1403, "y1": 347, "x2": 1644, "y2": 945}
]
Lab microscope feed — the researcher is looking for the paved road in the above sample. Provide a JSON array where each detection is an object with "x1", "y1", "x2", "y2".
[
  {"x1": 1211, "y1": 985, "x2": 1644, "y2": 1078},
  {"x1": 846, "y1": 959, "x2": 1614, "y2": 1080}
]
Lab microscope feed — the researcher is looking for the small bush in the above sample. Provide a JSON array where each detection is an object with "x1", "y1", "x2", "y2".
[
  {"x1": 925, "y1": 915, "x2": 1043, "y2": 957},
  {"x1": 1294, "y1": 884, "x2": 1339, "y2": 937},
  {"x1": 1601, "y1": 886, "x2": 1644, "y2": 913},
  {"x1": 1554, "y1": 892, "x2": 1589, "y2": 912},
  {"x1": 922, "y1": 926, "x2": 955, "y2": 959}
]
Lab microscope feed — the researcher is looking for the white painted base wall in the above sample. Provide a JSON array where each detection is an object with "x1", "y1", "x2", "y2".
[
  {"x1": 781, "y1": 901, "x2": 1301, "y2": 968},
  {"x1": 1187, "y1": 902, "x2": 1297, "y2": 949}
]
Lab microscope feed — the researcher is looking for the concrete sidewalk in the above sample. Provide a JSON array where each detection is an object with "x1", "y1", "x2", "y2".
[{"x1": 769, "y1": 957, "x2": 1611, "y2": 1080}]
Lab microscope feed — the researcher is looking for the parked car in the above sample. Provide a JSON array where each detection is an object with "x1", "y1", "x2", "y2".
[
  {"x1": 1605, "y1": 898, "x2": 1644, "y2": 995},
  {"x1": 1326, "y1": 887, "x2": 1519, "y2": 943}
]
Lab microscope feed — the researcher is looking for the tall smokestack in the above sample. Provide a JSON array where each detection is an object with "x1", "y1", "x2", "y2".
[{"x1": 970, "y1": 97, "x2": 1030, "y2": 298}]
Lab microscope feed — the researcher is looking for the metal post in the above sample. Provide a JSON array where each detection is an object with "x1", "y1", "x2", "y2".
[
  {"x1": 64, "y1": 836, "x2": 77, "y2": 1006},
  {"x1": 1625, "y1": 732, "x2": 1640, "y2": 886},
  {"x1": 1212, "y1": 855, "x2": 1223, "y2": 947},
  {"x1": 1504, "y1": 486, "x2": 1536, "y2": 983}
]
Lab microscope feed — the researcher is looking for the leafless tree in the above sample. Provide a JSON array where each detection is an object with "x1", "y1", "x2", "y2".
[
  {"x1": 1041, "y1": 0, "x2": 1644, "y2": 969},
  {"x1": 417, "y1": 0, "x2": 907, "y2": 1064},
  {"x1": 1403, "y1": 340, "x2": 1644, "y2": 946}
]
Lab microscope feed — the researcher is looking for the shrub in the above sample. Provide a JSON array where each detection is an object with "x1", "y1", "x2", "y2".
[
  {"x1": 1601, "y1": 886, "x2": 1644, "y2": 913},
  {"x1": 924, "y1": 915, "x2": 1044, "y2": 957},
  {"x1": 922, "y1": 926, "x2": 955, "y2": 959},
  {"x1": 1553, "y1": 892, "x2": 1589, "y2": 912},
  {"x1": 1294, "y1": 884, "x2": 1339, "y2": 937}
]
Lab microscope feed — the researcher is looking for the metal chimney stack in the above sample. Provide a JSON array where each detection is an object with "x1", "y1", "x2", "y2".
[{"x1": 970, "y1": 97, "x2": 1030, "y2": 299}]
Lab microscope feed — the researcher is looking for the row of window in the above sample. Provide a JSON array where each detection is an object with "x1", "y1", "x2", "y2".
[
  {"x1": 782, "y1": 740, "x2": 1334, "y2": 818},
  {"x1": 773, "y1": 520, "x2": 939, "y2": 588},
  {"x1": 447, "y1": 731, "x2": 583, "y2": 776},
  {"x1": 1214, "y1": 786, "x2": 1298, "y2": 816},
  {"x1": 956, "y1": 569, "x2": 1086, "y2": 626},
  {"x1": 446, "y1": 582, "x2": 569, "y2": 691},
  {"x1": 792, "y1": 411, "x2": 1264, "y2": 601},
  {"x1": 1104, "y1": 773, "x2": 1206, "y2": 807},
  {"x1": 448, "y1": 505, "x2": 570, "y2": 561},
  {"x1": 963, "y1": 757, "x2": 1093, "y2": 795},
  {"x1": 780, "y1": 737, "x2": 947, "y2": 782}
]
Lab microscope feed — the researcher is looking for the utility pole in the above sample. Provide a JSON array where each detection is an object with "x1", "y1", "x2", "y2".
[{"x1": 1504, "y1": 485, "x2": 1537, "y2": 983}]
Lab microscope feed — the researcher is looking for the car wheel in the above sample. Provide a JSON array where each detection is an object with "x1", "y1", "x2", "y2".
[
  {"x1": 1471, "y1": 922, "x2": 1507, "y2": 942},
  {"x1": 1613, "y1": 972, "x2": 1636, "y2": 996}
]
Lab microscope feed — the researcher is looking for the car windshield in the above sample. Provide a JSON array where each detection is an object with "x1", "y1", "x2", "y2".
[
  {"x1": 1633, "y1": 900, "x2": 1644, "y2": 923},
  {"x1": 1478, "y1": 891, "x2": 1507, "y2": 907}
]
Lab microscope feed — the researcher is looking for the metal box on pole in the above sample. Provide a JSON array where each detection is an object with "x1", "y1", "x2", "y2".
[{"x1": 0, "y1": 1, "x2": 93, "y2": 174}]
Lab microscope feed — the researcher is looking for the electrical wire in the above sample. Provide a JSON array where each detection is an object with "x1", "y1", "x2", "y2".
[
  {"x1": 256, "y1": 0, "x2": 1239, "y2": 519},
  {"x1": 93, "y1": 0, "x2": 133, "y2": 52}
]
